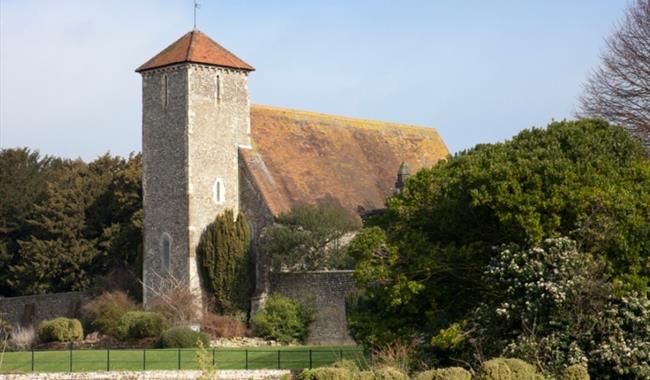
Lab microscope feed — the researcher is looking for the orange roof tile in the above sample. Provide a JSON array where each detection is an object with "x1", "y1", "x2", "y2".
[
  {"x1": 136, "y1": 30, "x2": 254, "y2": 72},
  {"x1": 241, "y1": 105, "x2": 449, "y2": 219}
]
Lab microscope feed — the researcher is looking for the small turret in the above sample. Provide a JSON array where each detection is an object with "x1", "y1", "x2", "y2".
[{"x1": 394, "y1": 162, "x2": 410, "y2": 194}]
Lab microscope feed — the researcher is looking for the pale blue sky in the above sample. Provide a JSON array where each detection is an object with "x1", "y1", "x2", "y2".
[{"x1": 0, "y1": 1, "x2": 628, "y2": 159}]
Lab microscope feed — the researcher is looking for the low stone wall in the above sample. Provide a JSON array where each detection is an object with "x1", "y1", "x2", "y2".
[
  {"x1": 0, "y1": 292, "x2": 88, "y2": 328},
  {"x1": 269, "y1": 271, "x2": 356, "y2": 345},
  {"x1": 0, "y1": 370, "x2": 292, "y2": 380}
]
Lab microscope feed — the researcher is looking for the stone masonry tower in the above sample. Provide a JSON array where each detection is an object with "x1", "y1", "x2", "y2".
[{"x1": 136, "y1": 31, "x2": 254, "y2": 312}]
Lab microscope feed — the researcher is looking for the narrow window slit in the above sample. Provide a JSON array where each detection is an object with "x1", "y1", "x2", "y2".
[
  {"x1": 162, "y1": 74, "x2": 168, "y2": 109},
  {"x1": 162, "y1": 233, "x2": 171, "y2": 272}
]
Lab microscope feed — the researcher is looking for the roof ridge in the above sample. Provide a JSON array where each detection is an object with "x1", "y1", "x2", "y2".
[
  {"x1": 186, "y1": 30, "x2": 196, "y2": 60},
  {"x1": 251, "y1": 104, "x2": 439, "y2": 134}
]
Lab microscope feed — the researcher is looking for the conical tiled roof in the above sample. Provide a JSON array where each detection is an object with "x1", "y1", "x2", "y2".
[{"x1": 136, "y1": 30, "x2": 254, "y2": 72}]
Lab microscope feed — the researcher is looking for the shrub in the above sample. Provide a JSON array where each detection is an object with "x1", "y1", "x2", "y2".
[
  {"x1": 372, "y1": 366, "x2": 410, "y2": 380},
  {"x1": 148, "y1": 273, "x2": 201, "y2": 327},
  {"x1": 81, "y1": 291, "x2": 138, "y2": 336},
  {"x1": 413, "y1": 367, "x2": 472, "y2": 380},
  {"x1": 160, "y1": 327, "x2": 210, "y2": 348},
  {"x1": 476, "y1": 359, "x2": 511, "y2": 380},
  {"x1": 430, "y1": 323, "x2": 465, "y2": 351},
  {"x1": 358, "y1": 372, "x2": 375, "y2": 380},
  {"x1": 197, "y1": 210, "x2": 252, "y2": 314},
  {"x1": 468, "y1": 239, "x2": 611, "y2": 374},
  {"x1": 37, "y1": 318, "x2": 83, "y2": 343},
  {"x1": 195, "y1": 339, "x2": 217, "y2": 380},
  {"x1": 466, "y1": 240, "x2": 650, "y2": 378},
  {"x1": 587, "y1": 293, "x2": 650, "y2": 379},
  {"x1": 503, "y1": 359, "x2": 538, "y2": 379},
  {"x1": 298, "y1": 367, "x2": 355, "y2": 380},
  {"x1": 372, "y1": 340, "x2": 418, "y2": 374},
  {"x1": 251, "y1": 293, "x2": 314, "y2": 343},
  {"x1": 476, "y1": 358, "x2": 541, "y2": 380},
  {"x1": 561, "y1": 364, "x2": 589, "y2": 380},
  {"x1": 299, "y1": 362, "x2": 412, "y2": 380},
  {"x1": 10, "y1": 325, "x2": 35, "y2": 350},
  {"x1": 262, "y1": 204, "x2": 360, "y2": 271},
  {"x1": 331, "y1": 359, "x2": 360, "y2": 372},
  {"x1": 201, "y1": 312, "x2": 248, "y2": 338},
  {"x1": 117, "y1": 311, "x2": 169, "y2": 340},
  {"x1": 0, "y1": 312, "x2": 12, "y2": 343}
]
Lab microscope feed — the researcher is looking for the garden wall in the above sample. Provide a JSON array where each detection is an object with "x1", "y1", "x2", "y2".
[
  {"x1": 0, "y1": 291, "x2": 88, "y2": 328},
  {"x1": 269, "y1": 270, "x2": 356, "y2": 345}
]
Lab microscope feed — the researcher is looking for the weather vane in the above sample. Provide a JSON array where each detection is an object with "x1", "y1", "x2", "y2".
[{"x1": 193, "y1": 0, "x2": 201, "y2": 29}]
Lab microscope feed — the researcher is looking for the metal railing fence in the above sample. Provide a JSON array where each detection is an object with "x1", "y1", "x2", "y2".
[{"x1": 0, "y1": 345, "x2": 365, "y2": 373}]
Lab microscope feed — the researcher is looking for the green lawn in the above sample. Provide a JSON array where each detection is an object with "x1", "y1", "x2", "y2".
[{"x1": 0, "y1": 346, "x2": 364, "y2": 373}]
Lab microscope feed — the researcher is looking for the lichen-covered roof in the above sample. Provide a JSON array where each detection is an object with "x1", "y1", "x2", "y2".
[
  {"x1": 136, "y1": 30, "x2": 254, "y2": 73},
  {"x1": 241, "y1": 105, "x2": 448, "y2": 218}
]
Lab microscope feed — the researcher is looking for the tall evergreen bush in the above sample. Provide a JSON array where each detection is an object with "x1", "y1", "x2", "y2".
[{"x1": 197, "y1": 210, "x2": 251, "y2": 314}]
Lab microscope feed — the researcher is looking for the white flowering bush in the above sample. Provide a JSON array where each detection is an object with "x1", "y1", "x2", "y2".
[
  {"x1": 468, "y1": 237, "x2": 649, "y2": 378},
  {"x1": 589, "y1": 294, "x2": 650, "y2": 378},
  {"x1": 484, "y1": 238, "x2": 593, "y2": 324},
  {"x1": 469, "y1": 238, "x2": 602, "y2": 372}
]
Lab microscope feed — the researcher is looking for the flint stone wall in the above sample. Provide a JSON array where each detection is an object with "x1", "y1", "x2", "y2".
[
  {"x1": 0, "y1": 292, "x2": 88, "y2": 328},
  {"x1": 269, "y1": 271, "x2": 356, "y2": 345},
  {"x1": 140, "y1": 62, "x2": 251, "y2": 311}
]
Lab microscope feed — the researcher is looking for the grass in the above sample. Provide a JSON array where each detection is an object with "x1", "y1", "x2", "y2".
[{"x1": 0, "y1": 346, "x2": 364, "y2": 373}]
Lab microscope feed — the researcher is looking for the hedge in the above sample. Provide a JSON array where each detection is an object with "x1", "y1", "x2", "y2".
[{"x1": 37, "y1": 318, "x2": 83, "y2": 343}]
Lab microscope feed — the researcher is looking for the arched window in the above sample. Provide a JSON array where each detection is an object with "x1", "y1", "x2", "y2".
[
  {"x1": 162, "y1": 233, "x2": 171, "y2": 272},
  {"x1": 213, "y1": 177, "x2": 225, "y2": 205}
]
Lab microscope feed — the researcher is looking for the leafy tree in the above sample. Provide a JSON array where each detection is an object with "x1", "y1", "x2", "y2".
[
  {"x1": 348, "y1": 119, "x2": 650, "y2": 349},
  {"x1": 579, "y1": 0, "x2": 650, "y2": 147},
  {"x1": 197, "y1": 210, "x2": 251, "y2": 314},
  {"x1": 261, "y1": 204, "x2": 360, "y2": 271}
]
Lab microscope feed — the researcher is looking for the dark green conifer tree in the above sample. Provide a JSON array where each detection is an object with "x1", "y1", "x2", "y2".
[
  {"x1": 0, "y1": 149, "x2": 143, "y2": 297},
  {"x1": 197, "y1": 210, "x2": 251, "y2": 314},
  {"x1": 10, "y1": 161, "x2": 97, "y2": 294},
  {"x1": 0, "y1": 148, "x2": 51, "y2": 295}
]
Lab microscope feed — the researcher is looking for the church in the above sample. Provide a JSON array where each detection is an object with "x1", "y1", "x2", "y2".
[{"x1": 136, "y1": 30, "x2": 448, "y2": 341}]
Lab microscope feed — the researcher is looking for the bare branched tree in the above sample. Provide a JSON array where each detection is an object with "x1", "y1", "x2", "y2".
[
  {"x1": 579, "y1": 0, "x2": 650, "y2": 147},
  {"x1": 141, "y1": 271, "x2": 201, "y2": 327}
]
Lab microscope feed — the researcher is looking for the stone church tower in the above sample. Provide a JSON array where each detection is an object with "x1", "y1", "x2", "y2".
[{"x1": 136, "y1": 30, "x2": 254, "y2": 310}]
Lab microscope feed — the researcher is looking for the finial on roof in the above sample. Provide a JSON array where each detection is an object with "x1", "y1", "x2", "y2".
[
  {"x1": 193, "y1": 0, "x2": 200, "y2": 30},
  {"x1": 398, "y1": 162, "x2": 410, "y2": 176},
  {"x1": 394, "y1": 162, "x2": 410, "y2": 195}
]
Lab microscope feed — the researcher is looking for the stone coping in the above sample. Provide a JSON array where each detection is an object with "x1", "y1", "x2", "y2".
[
  {"x1": 272, "y1": 270, "x2": 354, "y2": 274},
  {"x1": 0, "y1": 369, "x2": 291, "y2": 380}
]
